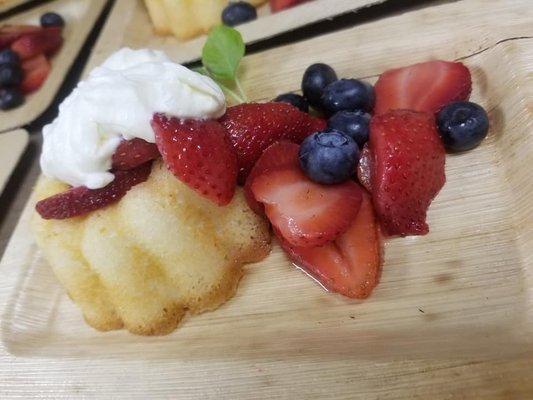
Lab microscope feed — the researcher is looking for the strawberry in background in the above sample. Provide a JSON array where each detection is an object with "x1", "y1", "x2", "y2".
[
  {"x1": 0, "y1": 11, "x2": 64, "y2": 110},
  {"x1": 270, "y1": 0, "x2": 310, "y2": 12}
]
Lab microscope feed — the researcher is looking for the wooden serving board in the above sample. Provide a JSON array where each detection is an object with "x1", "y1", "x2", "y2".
[
  {"x1": 1, "y1": 0, "x2": 532, "y2": 398},
  {"x1": 0, "y1": 0, "x2": 108, "y2": 132},
  {"x1": 87, "y1": 0, "x2": 385, "y2": 68},
  {"x1": 0, "y1": 128, "x2": 28, "y2": 193}
]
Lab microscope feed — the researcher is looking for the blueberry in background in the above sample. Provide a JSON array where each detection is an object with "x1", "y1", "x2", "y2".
[
  {"x1": 299, "y1": 129, "x2": 359, "y2": 185},
  {"x1": 274, "y1": 93, "x2": 309, "y2": 113},
  {"x1": 301, "y1": 63, "x2": 337, "y2": 109},
  {"x1": 328, "y1": 110, "x2": 371, "y2": 147},
  {"x1": 0, "y1": 87, "x2": 24, "y2": 110},
  {"x1": 40, "y1": 12, "x2": 65, "y2": 28},
  {"x1": 321, "y1": 79, "x2": 375, "y2": 115},
  {"x1": 0, "y1": 64, "x2": 22, "y2": 86},
  {"x1": 0, "y1": 49, "x2": 20, "y2": 66},
  {"x1": 437, "y1": 101, "x2": 489, "y2": 152},
  {"x1": 222, "y1": 2, "x2": 257, "y2": 26}
]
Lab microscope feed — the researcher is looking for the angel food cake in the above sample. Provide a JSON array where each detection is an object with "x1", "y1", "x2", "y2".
[{"x1": 32, "y1": 48, "x2": 271, "y2": 335}]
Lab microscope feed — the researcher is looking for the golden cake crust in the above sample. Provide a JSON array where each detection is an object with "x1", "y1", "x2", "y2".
[{"x1": 32, "y1": 160, "x2": 271, "y2": 335}]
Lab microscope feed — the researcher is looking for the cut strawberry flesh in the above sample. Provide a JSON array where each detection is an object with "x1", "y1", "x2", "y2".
[
  {"x1": 20, "y1": 54, "x2": 50, "y2": 94},
  {"x1": 11, "y1": 27, "x2": 62, "y2": 60},
  {"x1": 244, "y1": 141, "x2": 300, "y2": 215},
  {"x1": 0, "y1": 25, "x2": 42, "y2": 49},
  {"x1": 270, "y1": 0, "x2": 309, "y2": 12},
  {"x1": 374, "y1": 60, "x2": 471, "y2": 115},
  {"x1": 36, "y1": 162, "x2": 152, "y2": 220},
  {"x1": 219, "y1": 102, "x2": 326, "y2": 182},
  {"x1": 252, "y1": 166, "x2": 363, "y2": 247},
  {"x1": 279, "y1": 192, "x2": 381, "y2": 299},
  {"x1": 112, "y1": 138, "x2": 160, "y2": 170},
  {"x1": 370, "y1": 110, "x2": 446, "y2": 236},
  {"x1": 151, "y1": 113, "x2": 238, "y2": 206}
]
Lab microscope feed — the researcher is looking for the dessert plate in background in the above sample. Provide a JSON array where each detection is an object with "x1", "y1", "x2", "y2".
[
  {"x1": 0, "y1": 128, "x2": 28, "y2": 193},
  {"x1": 0, "y1": 0, "x2": 108, "y2": 132},
  {"x1": 0, "y1": 0, "x2": 531, "y2": 398},
  {"x1": 86, "y1": 0, "x2": 385, "y2": 68},
  {"x1": 0, "y1": 0, "x2": 36, "y2": 15}
]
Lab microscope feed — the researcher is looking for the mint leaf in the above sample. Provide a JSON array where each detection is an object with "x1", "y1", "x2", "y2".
[{"x1": 202, "y1": 25, "x2": 245, "y2": 82}]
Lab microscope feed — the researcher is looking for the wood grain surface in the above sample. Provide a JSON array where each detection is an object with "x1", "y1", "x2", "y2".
[
  {"x1": 0, "y1": 0, "x2": 532, "y2": 398},
  {"x1": 0, "y1": 129, "x2": 28, "y2": 193},
  {"x1": 86, "y1": 0, "x2": 385, "y2": 68},
  {"x1": 0, "y1": 0, "x2": 108, "y2": 132}
]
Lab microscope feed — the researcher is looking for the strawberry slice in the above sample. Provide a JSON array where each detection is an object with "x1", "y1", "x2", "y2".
[
  {"x1": 374, "y1": 60, "x2": 471, "y2": 115},
  {"x1": 112, "y1": 138, "x2": 160, "y2": 170},
  {"x1": 36, "y1": 162, "x2": 152, "y2": 220},
  {"x1": 219, "y1": 102, "x2": 326, "y2": 182},
  {"x1": 151, "y1": 113, "x2": 238, "y2": 206},
  {"x1": 20, "y1": 54, "x2": 50, "y2": 94},
  {"x1": 279, "y1": 192, "x2": 381, "y2": 298},
  {"x1": 0, "y1": 25, "x2": 42, "y2": 49},
  {"x1": 270, "y1": 0, "x2": 309, "y2": 12},
  {"x1": 252, "y1": 166, "x2": 363, "y2": 247},
  {"x1": 11, "y1": 27, "x2": 62, "y2": 60},
  {"x1": 244, "y1": 141, "x2": 300, "y2": 215},
  {"x1": 370, "y1": 110, "x2": 446, "y2": 236}
]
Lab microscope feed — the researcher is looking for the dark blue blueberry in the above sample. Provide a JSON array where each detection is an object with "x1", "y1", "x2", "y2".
[
  {"x1": 0, "y1": 49, "x2": 20, "y2": 66},
  {"x1": 327, "y1": 110, "x2": 370, "y2": 147},
  {"x1": 40, "y1": 12, "x2": 65, "y2": 28},
  {"x1": 274, "y1": 93, "x2": 309, "y2": 113},
  {"x1": 299, "y1": 129, "x2": 359, "y2": 184},
  {"x1": 0, "y1": 87, "x2": 24, "y2": 110},
  {"x1": 437, "y1": 101, "x2": 489, "y2": 152},
  {"x1": 301, "y1": 63, "x2": 337, "y2": 109},
  {"x1": 321, "y1": 79, "x2": 375, "y2": 115},
  {"x1": 0, "y1": 64, "x2": 22, "y2": 86},
  {"x1": 222, "y1": 2, "x2": 257, "y2": 26}
]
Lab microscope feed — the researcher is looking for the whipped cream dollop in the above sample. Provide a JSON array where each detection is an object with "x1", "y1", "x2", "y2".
[{"x1": 41, "y1": 48, "x2": 226, "y2": 189}]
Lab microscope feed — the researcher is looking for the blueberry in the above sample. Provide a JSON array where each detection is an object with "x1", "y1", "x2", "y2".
[
  {"x1": 0, "y1": 87, "x2": 24, "y2": 110},
  {"x1": 327, "y1": 110, "x2": 370, "y2": 147},
  {"x1": 299, "y1": 129, "x2": 359, "y2": 184},
  {"x1": 222, "y1": 2, "x2": 257, "y2": 26},
  {"x1": 0, "y1": 64, "x2": 22, "y2": 86},
  {"x1": 40, "y1": 12, "x2": 65, "y2": 28},
  {"x1": 437, "y1": 101, "x2": 489, "y2": 152},
  {"x1": 321, "y1": 79, "x2": 375, "y2": 115},
  {"x1": 301, "y1": 63, "x2": 337, "y2": 109},
  {"x1": 0, "y1": 49, "x2": 20, "y2": 66},
  {"x1": 274, "y1": 93, "x2": 309, "y2": 112}
]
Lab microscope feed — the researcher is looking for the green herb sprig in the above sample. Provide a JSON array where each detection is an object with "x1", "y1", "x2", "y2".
[{"x1": 197, "y1": 25, "x2": 247, "y2": 104}]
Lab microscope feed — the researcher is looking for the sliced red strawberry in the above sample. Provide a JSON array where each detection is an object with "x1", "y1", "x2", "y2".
[
  {"x1": 270, "y1": 0, "x2": 309, "y2": 12},
  {"x1": 11, "y1": 27, "x2": 62, "y2": 60},
  {"x1": 20, "y1": 54, "x2": 50, "y2": 94},
  {"x1": 252, "y1": 166, "x2": 363, "y2": 247},
  {"x1": 244, "y1": 141, "x2": 300, "y2": 215},
  {"x1": 219, "y1": 102, "x2": 326, "y2": 182},
  {"x1": 370, "y1": 110, "x2": 446, "y2": 236},
  {"x1": 151, "y1": 113, "x2": 238, "y2": 206},
  {"x1": 279, "y1": 191, "x2": 381, "y2": 298},
  {"x1": 357, "y1": 143, "x2": 372, "y2": 192},
  {"x1": 374, "y1": 60, "x2": 471, "y2": 115},
  {"x1": 36, "y1": 162, "x2": 152, "y2": 220},
  {"x1": 112, "y1": 138, "x2": 160, "y2": 170},
  {"x1": 0, "y1": 25, "x2": 42, "y2": 49}
]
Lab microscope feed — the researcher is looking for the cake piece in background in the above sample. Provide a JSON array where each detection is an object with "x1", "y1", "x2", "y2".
[{"x1": 143, "y1": 0, "x2": 267, "y2": 40}]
